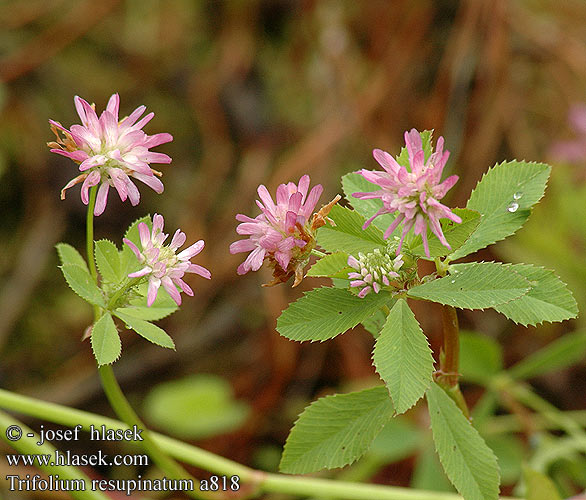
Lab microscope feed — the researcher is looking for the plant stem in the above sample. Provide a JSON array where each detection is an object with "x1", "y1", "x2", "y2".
[
  {"x1": 86, "y1": 186, "x2": 98, "y2": 284},
  {"x1": 311, "y1": 248, "x2": 327, "y2": 258},
  {"x1": 437, "y1": 305, "x2": 469, "y2": 418},
  {"x1": 0, "y1": 409, "x2": 109, "y2": 500},
  {"x1": 433, "y1": 259, "x2": 469, "y2": 418},
  {"x1": 0, "y1": 389, "x2": 519, "y2": 500}
]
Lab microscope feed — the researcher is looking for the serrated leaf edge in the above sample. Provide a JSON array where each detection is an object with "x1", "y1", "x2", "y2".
[
  {"x1": 279, "y1": 386, "x2": 391, "y2": 473},
  {"x1": 451, "y1": 160, "x2": 551, "y2": 260}
]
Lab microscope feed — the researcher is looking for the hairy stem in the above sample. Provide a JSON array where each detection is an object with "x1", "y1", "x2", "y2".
[{"x1": 0, "y1": 389, "x2": 519, "y2": 500}]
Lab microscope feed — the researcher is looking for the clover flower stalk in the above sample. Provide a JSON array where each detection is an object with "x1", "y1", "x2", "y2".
[
  {"x1": 353, "y1": 129, "x2": 461, "y2": 257},
  {"x1": 124, "y1": 214, "x2": 211, "y2": 306},
  {"x1": 230, "y1": 174, "x2": 339, "y2": 286},
  {"x1": 48, "y1": 94, "x2": 173, "y2": 215},
  {"x1": 348, "y1": 249, "x2": 404, "y2": 298}
]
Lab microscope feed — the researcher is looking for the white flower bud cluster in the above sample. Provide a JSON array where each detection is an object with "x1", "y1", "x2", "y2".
[{"x1": 347, "y1": 248, "x2": 404, "y2": 298}]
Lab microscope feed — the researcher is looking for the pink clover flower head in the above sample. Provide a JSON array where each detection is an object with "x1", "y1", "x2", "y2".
[
  {"x1": 348, "y1": 249, "x2": 404, "y2": 298},
  {"x1": 549, "y1": 104, "x2": 586, "y2": 164},
  {"x1": 353, "y1": 129, "x2": 461, "y2": 257},
  {"x1": 48, "y1": 94, "x2": 173, "y2": 216},
  {"x1": 123, "y1": 214, "x2": 211, "y2": 307},
  {"x1": 230, "y1": 175, "x2": 334, "y2": 286}
]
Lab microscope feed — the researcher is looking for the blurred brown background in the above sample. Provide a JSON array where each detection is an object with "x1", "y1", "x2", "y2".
[{"x1": 1, "y1": 0, "x2": 585, "y2": 495}]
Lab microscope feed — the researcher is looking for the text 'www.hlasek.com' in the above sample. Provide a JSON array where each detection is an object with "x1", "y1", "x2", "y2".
[{"x1": 3, "y1": 424, "x2": 240, "y2": 495}]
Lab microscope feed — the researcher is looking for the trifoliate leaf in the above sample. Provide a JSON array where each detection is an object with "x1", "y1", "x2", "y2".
[
  {"x1": 408, "y1": 262, "x2": 530, "y2": 309},
  {"x1": 508, "y1": 330, "x2": 586, "y2": 380},
  {"x1": 450, "y1": 160, "x2": 551, "y2": 260},
  {"x1": 373, "y1": 299, "x2": 434, "y2": 414},
  {"x1": 114, "y1": 311, "x2": 175, "y2": 349},
  {"x1": 276, "y1": 287, "x2": 391, "y2": 342},
  {"x1": 491, "y1": 264, "x2": 578, "y2": 326},
  {"x1": 427, "y1": 382, "x2": 500, "y2": 500},
  {"x1": 279, "y1": 386, "x2": 394, "y2": 473},
  {"x1": 410, "y1": 208, "x2": 481, "y2": 259},
  {"x1": 316, "y1": 205, "x2": 386, "y2": 255},
  {"x1": 56, "y1": 243, "x2": 88, "y2": 272},
  {"x1": 341, "y1": 172, "x2": 396, "y2": 233},
  {"x1": 60, "y1": 264, "x2": 106, "y2": 308},
  {"x1": 94, "y1": 239, "x2": 122, "y2": 284},
  {"x1": 91, "y1": 313, "x2": 121, "y2": 366},
  {"x1": 306, "y1": 251, "x2": 351, "y2": 279}
]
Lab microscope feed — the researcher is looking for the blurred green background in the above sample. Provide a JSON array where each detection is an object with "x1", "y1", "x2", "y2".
[{"x1": 0, "y1": 0, "x2": 585, "y2": 498}]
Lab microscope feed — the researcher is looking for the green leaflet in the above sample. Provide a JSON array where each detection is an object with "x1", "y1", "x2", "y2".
[
  {"x1": 276, "y1": 286, "x2": 391, "y2": 342},
  {"x1": 450, "y1": 160, "x2": 551, "y2": 260},
  {"x1": 316, "y1": 205, "x2": 386, "y2": 255},
  {"x1": 94, "y1": 239, "x2": 122, "y2": 284},
  {"x1": 279, "y1": 386, "x2": 394, "y2": 474},
  {"x1": 373, "y1": 299, "x2": 434, "y2": 414},
  {"x1": 114, "y1": 311, "x2": 175, "y2": 350},
  {"x1": 409, "y1": 209, "x2": 481, "y2": 259},
  {"x1": 341, "y1": 172, "x2": 396, "y2": 233},
  {"x1": 56, "y1": 243, "x2": 89, "y2": 272},
  {"x1": 306, "y1": 251, "x2": 351, "y2": 279},
  {"x1": 91, "y1": 313, "x2": 121, "y2": 366},
  {"x1": 427, "y1": 383, "x2": 500, "y2": 500},
  {"x1": 491, "y1": 264, "x2": 578, "y2": 326},
  {"x1": 60, "y1": 264, "x2": 106, "y2": 308},
  {"x1": 522, "y1": 466, "x2": 562, "y2": 500},
  {"x1": 508, "y1": 330, "x2": 586, "y2": 380},
  {"x1": 408, "y1": 262, "x2": 530, "y2": 309}
]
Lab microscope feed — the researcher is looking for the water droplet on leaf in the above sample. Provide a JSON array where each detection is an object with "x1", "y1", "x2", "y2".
[
  {"x1": 451, "y1": 280, "x2": 455, "y2": 284},
  {"x1": 513, "y1": 192, "x2": 523, "y2": 200},
  {"x1": 507, "y1": 202, "x2": 519, "y2": 213}
]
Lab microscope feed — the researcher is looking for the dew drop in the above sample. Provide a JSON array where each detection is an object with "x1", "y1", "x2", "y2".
[
  {"x1": 507, "y1": 202, "x2": 519, "y2": 213},
  {"x1": 513, "y1": 192, "x2": 523, "y2": 200},
  {"x1": 451, "y1": 280, "x2": 456, "y2": 284}
]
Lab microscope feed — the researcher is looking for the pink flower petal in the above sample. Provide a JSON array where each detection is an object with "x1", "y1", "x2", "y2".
[
  {"x1": 94, "y1": 182, "x2": 110, "y2": 216},
  {"x1": 177, "y1": 240, "x2": 205, "y2": 260},
  {"x1": 147, "y1": 277, "x2": 161, "y2": 306}
]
